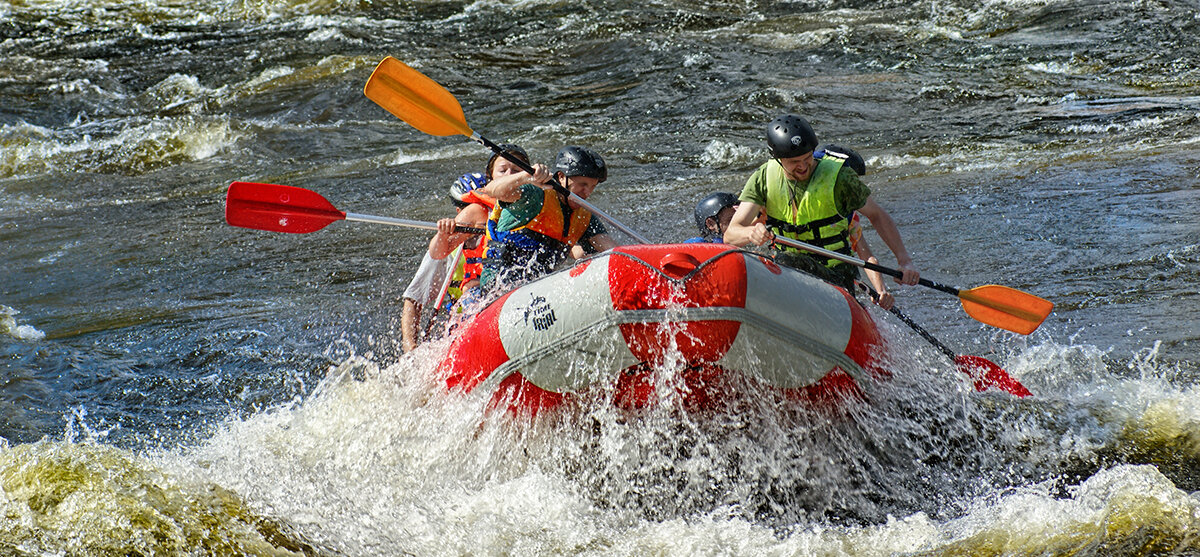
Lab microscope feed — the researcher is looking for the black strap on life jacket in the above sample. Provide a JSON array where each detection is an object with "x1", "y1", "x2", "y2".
[{"x1": 765, "y1": 214, "x2": 849, "y2": 249}]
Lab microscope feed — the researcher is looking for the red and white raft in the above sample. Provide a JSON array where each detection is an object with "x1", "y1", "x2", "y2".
[{"x1": 437, "y1": 243, "x2": 886, "y2": 414}]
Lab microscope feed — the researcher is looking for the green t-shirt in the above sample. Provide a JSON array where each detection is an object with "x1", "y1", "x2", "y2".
[
  {"x1": 738, "y1": 159, "x2": 871, "y2": 217},
  {"x1": 495, "y1": 183, "x2": 608, "y2": 241}
]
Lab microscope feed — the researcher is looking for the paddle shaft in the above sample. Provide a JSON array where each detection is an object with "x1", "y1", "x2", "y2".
[
  {"x1": 428, "y1": 244, "x2": 465, "y2": 335},
  {"x1": 776, "y1": 234, "x2": 1051, "y2": 335},
  {"x1": 472, "y1": 134, "x2": 652, "y2": 245},
  {"x1": 773, "y1": 236, "x2": 958, "y2": 294},
  {"x1": 860, "y1": 283, "x2": 1029, "y2": 396},
  {"x1": 859, "y1": 283, "x2": 955, "y2": 359},
  {"x1": 345, "y1": 212, "x2": 483, "y2": 235},
  {"x1": 889, "y1": 307, "x2": 957, "y2": 360}
]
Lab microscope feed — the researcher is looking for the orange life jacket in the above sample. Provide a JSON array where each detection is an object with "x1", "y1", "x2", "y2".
[
  {"x1": 458, "y1": 190, "x2": 496, "y2": 284},
  {"x1": 484, "y1": 188, "x2": 593, "y2": 285}
]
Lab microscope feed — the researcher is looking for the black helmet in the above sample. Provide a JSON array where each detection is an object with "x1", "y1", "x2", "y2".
[
  {"x1": 819, "y1": 144, "x2": 866, "y2": 176},
  {"x1": 450, "y1": 172, "x2": 487, "y2": 207},
  {"x1": 766, "y1": 114, "x2": 818, "y2": 159},
  {"x1": 553, "y1": 145, "x2": 607, "y2": 183},
  {"x1": 485, "y1": 143, "x2": 530, "y2": 179},
  {"x1": 693, "y1": 192, "x2": 739, "y2": 237}
]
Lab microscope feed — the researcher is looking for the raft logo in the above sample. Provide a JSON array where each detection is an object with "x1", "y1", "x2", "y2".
[{"x1": 522, "y1": 293, "x2": 558, "y2": 331}]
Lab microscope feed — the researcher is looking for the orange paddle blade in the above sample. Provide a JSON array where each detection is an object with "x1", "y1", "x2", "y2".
[
  {"x1": 958, "y1": 284, "x2": 1054, "y2": 335},
  {"x1": 364, "y1": 56, "x2": 472, "y2": 137},
  {"x1": 225, "y1": 181, "x2": 346, "y2": 234}
]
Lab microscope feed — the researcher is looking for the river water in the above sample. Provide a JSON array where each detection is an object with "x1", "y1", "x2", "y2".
[{"x1": 3, "y1": 0, "x2": 1200, "y2": 554}]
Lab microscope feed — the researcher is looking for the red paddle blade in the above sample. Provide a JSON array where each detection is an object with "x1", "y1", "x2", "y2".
[
  {"x1": 954, "y1": 355, "x2": 1032, "y2": 397},
  {"x1": 225, "y1": 182, "x2": 347, "y2": 234}
]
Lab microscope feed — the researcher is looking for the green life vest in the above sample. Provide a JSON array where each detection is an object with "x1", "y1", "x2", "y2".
[{"x1": 762, "y1": 155, "x2": 852, "y2": 268}]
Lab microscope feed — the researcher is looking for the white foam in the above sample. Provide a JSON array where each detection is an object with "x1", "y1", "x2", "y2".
[
  {"x1": 387, "y1": 143, "x2": 481, "y2": 166},
  {"x1": 697, "y1": 140, "x2": 760, "y2": 169},
  {"x1": 1060, "y1": 115, "x2": 1178, "y2": 135},
  {"x1": 128, "y1": 330, "x2": 1200, "y2": 556},
  {"x1": 746, "y1": 30, "x2": 838, "y2": 50},
  {"x1": 45, "y1": 78, "x2": 125, "y2": 99},
  {"x1": 1026, "y1": 61, "x2": 1082, "y2": 75},
  {"x1": 933, "y1": 465, "x2": 1200, "y2": 553},
  {"x1": 1, "y1": 0, "x2": 221, "y2": 27},
  {"x1": 305, "y1": 27, "x2": 355, "y2": 43},
  {"x1": 0, "y1": 305, "x2": 45, "y2": 341},
  {"x1": 243, "y1": 66, "x2": 296, "y2": 90},
  {"x1": 143, "y1": 73, "x2": 226, "y2": 112}
]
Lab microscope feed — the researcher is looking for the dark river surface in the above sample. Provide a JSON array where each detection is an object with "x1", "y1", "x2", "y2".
[{"x1": 3, "y1": 0, "x2": 1200, "y2": 554}]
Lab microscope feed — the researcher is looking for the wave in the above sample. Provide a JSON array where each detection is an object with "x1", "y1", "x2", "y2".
[
  {"x1": 4, "y1": 331, "x2": 1200, "y2": 555},
  {"x1": 1, "y1": 0, "x2": 367, "y2": 27},
  {"x1": 0, "y1": 439, "x2": 314, "y2": 555},
  {"x1": 912, "y1": 464, "x2": 1200, "y2": 555},
  {"x1": 0, "y1": 116, "x2": 242, "y2": 177},
  {"x1": 0, "y1": 305, "x2": 45, "y2": 341},
  {"x1": 4, "y1": 54, "x2": 387, "y2": 177}
]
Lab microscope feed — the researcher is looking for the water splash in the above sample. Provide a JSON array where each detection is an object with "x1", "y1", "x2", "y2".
[{"x1": 4, "y1": 330, "x2": 1200, "y2": 555}]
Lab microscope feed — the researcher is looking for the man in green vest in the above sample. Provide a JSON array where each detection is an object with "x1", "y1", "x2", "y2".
[{"x1": 724, "y1": 114, "x2": 919, "y2": 290}]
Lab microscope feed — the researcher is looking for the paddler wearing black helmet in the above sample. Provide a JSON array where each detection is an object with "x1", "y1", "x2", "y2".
[
  {"x1": 724, "y1": 114, "x2": 920, "y2": 292},
  {"x1": 479, "y1": 145, "x2": 617, "y2": 291},
  {"x1": 686, "y1": 192, "x2": 740, "y2": 243}
]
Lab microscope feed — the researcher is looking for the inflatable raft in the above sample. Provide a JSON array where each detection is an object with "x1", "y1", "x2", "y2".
[{"x1": 437, "y1": 243, "x2": 886, "y2": 414}]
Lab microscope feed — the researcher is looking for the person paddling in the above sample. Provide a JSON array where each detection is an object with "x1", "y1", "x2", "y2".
[
  {"x1": 685, "y1": 192, "x2": 739, "y2": 243},
  {"x1": 687, "y1": 173, "x2": 895, "y2": 309},
  {"x1": 404, "y1": 145, "x2": 539, "y2": 350},
  {"x1": 401, "y1": 178, "x2": 479, "y2": 352},
  {"x1": 427, "y1": 144, "x2": 531, "y2": 291},
  {"x1": 480, "y1": 145, "x2": 617, "y2": 291},
  {"x1": 724, "y1": 114, "x2": 919, "y2": 291}
]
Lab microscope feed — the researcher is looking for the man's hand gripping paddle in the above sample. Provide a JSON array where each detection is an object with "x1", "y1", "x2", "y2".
[{"x1": 775, "y1": 236, "x2": 1053, "y2": 336}]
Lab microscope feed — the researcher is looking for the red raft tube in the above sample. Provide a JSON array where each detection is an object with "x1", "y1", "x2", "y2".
[{"x1": 437, "y1": 243, "x2": 885, "y2": 414}]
